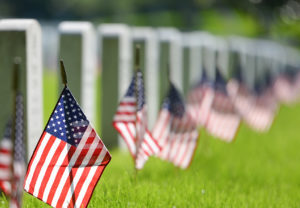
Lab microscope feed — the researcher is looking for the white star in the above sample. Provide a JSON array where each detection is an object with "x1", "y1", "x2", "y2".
[
  {"x1": 54, "y1": 129, "x2": 57, "y2": 132},
  {"x1": 51, "y1": 118, "x2": 54, "y2": 121},
  {"x1": 58, "y1": 102, "x2": 61, "y2": 105},
  {"x1": 71, "y1": 128, "x2": 74, "y2": 132},
  {"x1": 63, "y1": 119, "x2": 66, "y2": 123},
  {"x1": 77, "y1": 127, "x2": 80, "y2": 130},
  {"x1": 69, "y1": 98, "x2": 72, "y2": 101},
  {"x1": 56, "y1": 116, "x2": 59, "y2": 119},
  {"x1": 55, "y1": 110, "x2": 58, "y2": 113},
  {"x1": 62, "y1": 95, "x2": 65, "y2": 98},
  {"x1": 66, "y1": 112, "x2": 70, "y2": 115},
  {"x1": 62, "y1": 114, "x2": 64, "y2": 116},
  {"x1": 59, "y1": 127, "x2": 62, "y2": 130},
  {"x1": 68, "y1": 117, "x2": 71, "y2": 120},
  {"x1": 68, "y1": 136, "x2": 71, "y2": 139},
  {"x1": 58, "y1": 121, "x2": 61, "y2": 124},
  {"x1": 52, "y1": 123, "x2": 55, "y2": 127},
  {"x1": 72, "y1": 109, "x2": 76, "y2": 112},
  {"x1": 74, "y1": 115, "x2": 77, "y2": 119},
  {"x1": 61, "y1": 133, "x2": 64, "y2": 136},
  {"x1": 60, "y1": 108, "x2": 63, "y2": 111}
]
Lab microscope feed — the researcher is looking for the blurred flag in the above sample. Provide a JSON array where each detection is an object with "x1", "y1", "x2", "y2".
[
  {"x1": 205, "y1": 70, "x2": 240, "y2": 142},
  {"x1": 10, "y1": 93, "x2": 26, "y2": 208},
  {"x1": 0, "y1": 121, "x2": 12, "y2": 195},
  {"x1": 273, "y1": 68, "x2": 300, "y2": 104},
  {"x1": 187, "y1": 71, "x2": 215, "y2": 127},
  {"x1": 152, "y1": 83, "x2": 199, "y2": 169},
  {"x1": 113, "y1": 71, "x2": 160, "y2": 169},
  {"x1": 0, "y1": 93, "x2": 26, "y2": 208},
  {"x1": 24, "y1": 87, "x2": 111, "y2": 208}
]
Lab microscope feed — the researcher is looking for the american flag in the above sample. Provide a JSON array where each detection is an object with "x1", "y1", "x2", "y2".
[
  {"x1": 152, "y1": 83, "x2": 199, "y2": 169},
  {"x1": 0, "y1": 121, "x2": 12, "y2": 195},
  {"x1": 273, "y1": 73, "x2": 299, "y2": 105},
  {"x1": 0, "y1": 93, "x2": 26, "y2": 208},
  {"x1": 187, "y1": 71, "x2": 215, "y2": 127},
  {"x1": 24, "y1": 87, "x2": 111, "y2": 208},
  {"x1": 205, "y1": 70, "x2": 240, "y2": 142},
  {"x1": 113, "y1": 71, "x2": 161, "y2": 169},
  {"x1": 10, "y1": 93, "x2": 26, "y2": 208}
]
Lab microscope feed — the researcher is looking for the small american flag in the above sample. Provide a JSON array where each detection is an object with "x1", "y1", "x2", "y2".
[
  {"x1": 113, "y1": 71, "x2": 161, "y2": 169},
  {"x1": 0, "y1": 121, "x2": 13, "y2": 195},
  {"x1": 187, "y1": 71, "x2": 215, "y2": 127},
  {"x1": 24, "y1": 87, "x2": 111, "y2": 208},
  {"x1": 152, "y1": 83, "x2": 199, "y2": 169},
  {"x1": 10, "y1": 93, "x2": 26, "y2": 208},
  {"x1": 205, "y1": 70, "x2": 240, "y2": 142},
  {"x1": 0, "y1": 93, "x2": 26, "y2": 208}
]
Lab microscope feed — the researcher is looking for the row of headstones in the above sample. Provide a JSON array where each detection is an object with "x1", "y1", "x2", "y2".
[{"x1": 0, "y1": 19, "x2": 296, "y2": 162}]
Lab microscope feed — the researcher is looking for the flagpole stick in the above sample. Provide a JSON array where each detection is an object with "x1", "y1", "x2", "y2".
[
  {"x1": 60, "y1": 60, "x2": 68, "y2": 87},
  {"x1": 10, "y1": 57, "x2": 21, "y2": 199},
  {"x1": 134, "y1": 45, "x2": 141, "y2": 178}
]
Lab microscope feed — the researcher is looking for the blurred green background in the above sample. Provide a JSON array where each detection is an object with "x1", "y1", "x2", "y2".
[{"x1": 1, "y1": 0, "x2": 300, "y2": 44}]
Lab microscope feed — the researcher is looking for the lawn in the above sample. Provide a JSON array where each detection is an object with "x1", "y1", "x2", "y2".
[{"x1": 1, "y1": 72, "x2": 300, "y2": 207}]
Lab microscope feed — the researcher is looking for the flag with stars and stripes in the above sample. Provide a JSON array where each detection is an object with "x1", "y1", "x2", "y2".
[
  {"x1": 205, "y1": 70, "x2": 240, "y2": 142},
  {"x1": 187, "y1": 71, "x2": 215, "y2": 127},
  {"x1": 152, "y1": 83, "x2": 199, "y2": 169},
  {"x1": 24, "y1": 87, "x2": 111, "y2": 208},
  {"x1": 0, "y1": 121, "x2": 13, "y2": 195},
  {"x1": 113, "y1": 71, "x2": 161, "y2": 169}
]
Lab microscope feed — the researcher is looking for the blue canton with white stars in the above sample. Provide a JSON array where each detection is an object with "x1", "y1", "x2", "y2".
[
  {"x1": 125, "y1": 71, "x2": 145, "y2": 111},
  {"x1": 46, "y1": 87, "x2": 89, "y2": 146},
  {"x1": 163, "y1": 83, "x2": 185, "y2": 118}
]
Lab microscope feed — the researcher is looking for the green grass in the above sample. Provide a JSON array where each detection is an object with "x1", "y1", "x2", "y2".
[{"x1": 2, "y1": 72, "x2": 300, "y2": 207}]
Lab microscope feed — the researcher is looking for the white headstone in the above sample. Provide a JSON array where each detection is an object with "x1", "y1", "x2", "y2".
[
  {"x1": 58, "y1": 21, "x2": 97, "y2": 124},
  {"x1": 98, "y1": 24, "x2": 132, "y2": 149},
  {"x1": 132, "y1": 27, "x2": 159, "y2": 128},
  {"x1": 0, "y1": 19, "x2": 43, "y2": 161},
  {"x1": 157, "y1": 28, "x2": 183, "y2": 92}
]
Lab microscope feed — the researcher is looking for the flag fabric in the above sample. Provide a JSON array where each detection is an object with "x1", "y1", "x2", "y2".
[
  {"x1": 0, "y1": 121, "x2": 12, "y2": 195},
  {"x1": 24, "y1": 87, "x2": 111, "y2": 208},
  {"x1": 113, "y1": 71, "x2": 161, "y2": 169},
  {"x1": 10, "y1": 93, "x2": 26, "y2": 208},
  {"x1": 273, "y1": 74, "x2": 299, "y2": 104},
  {"x1": 152, "y1": 83, "x2": 199, "y2": 169},
  {"x1": 205, "y1": 71, "x2": 240, "y2": 142},
  {"x1": 187, "y1": 71, "x2": 215, "y2": 127}
]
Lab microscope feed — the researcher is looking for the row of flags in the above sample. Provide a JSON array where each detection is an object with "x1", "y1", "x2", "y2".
[
  {"x1": 113, "y1": 60, "x2": 300, "y2": 171},
  {"x1": 1, "y1": 55, "x2": 300, "y2": 207}
]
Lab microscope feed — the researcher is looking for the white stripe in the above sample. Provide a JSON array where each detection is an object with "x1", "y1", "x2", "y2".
[
  {"x1": 24, "y1": 133, "x2": 51, "y2": 191},
  {"x1": 117, "y1": 105, "x2": 136, "y2": 112},
  {"x1": 32, "y1": 138, "x2": 61, "y2": 197},
  {"x1": 0, "y1": 139, "x2": 12, "y2": 149},
  {"x1": 74, "y1": 149, "x2": 107, "y2": 208},
  {"x1": 51, "y1": 125, "x2": 93, "y2": 207},
  {"x1": 0, "y1": 153, "x2": 11, "y2": 165},
  {"x1": 121, "y1": 96, "x2": 136, "y2": 103},
  {"x1": 0, "y1": 170, "x2": 11, "y2": 179},
  {"x1": 42, "y1": 142, "x2": 70, "y2": 202}
]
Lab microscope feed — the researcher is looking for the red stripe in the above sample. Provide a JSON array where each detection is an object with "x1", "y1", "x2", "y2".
[
  {"x1": 119, "y1": 102, "x2": 135, "y2": 106},
  {"x1": 0, "y1": 164, "x2": 10, "y2": 169},
  {"x1": 0, "y1": 149, "x2": 11, "y2": 154},
  {"x1": 81, "y1": 154, "x2": 110, "y2": 207},
  {"x1": 115, "y1": 111, "x2": 136, "y2": 116},
  {"x1": 46, "y1": 146, "x2": 76, "y2": 205},
  {"x1": 36, "y1": 140, "x2": 66, "y2": 200},
  {"x1": 55, "y1": 135, "x2": 95, "y2": 206},
  {"x1": 28, "y1": 134, "x2": 56, "y2": 194}
]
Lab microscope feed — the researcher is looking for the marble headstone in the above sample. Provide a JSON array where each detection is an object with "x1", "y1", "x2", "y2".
[
  {"x1": 98, "y1": 24, "x2": 132, "y2": 149},
  {"x1": 0, "y1": 19, "x2": 43, "y2": 161},
  {"x1": 58, "y1": 21, "x2": 97, "y2": 124}
]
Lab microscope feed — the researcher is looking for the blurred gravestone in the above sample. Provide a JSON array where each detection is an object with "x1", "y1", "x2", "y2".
[
  {"x1": 202, "y1": 33, "x2": 217, "y2": 81},
  {"x1": 98, "y1": 24, "x2": 132, "y2": 149},
  {"x1": 58, "y1": 21, "x2": 97, "y2": 123},
  {"x1": 132, "y1": 27, "x2": 159, "y2": 128},
  {"x1": 181, "y1": 32, "x2": 204, "y2": 94},
  {"x1": 0, "y1": 19, "x2": 43, "y2": 161},
  {"x1": 157, "y1": 28, "x2": 183, "y2": 103}
]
